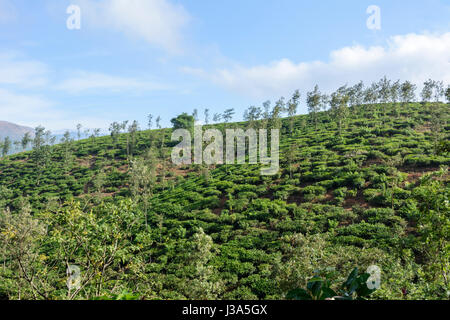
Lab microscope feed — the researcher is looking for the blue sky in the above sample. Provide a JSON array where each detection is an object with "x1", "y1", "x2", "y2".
[{"x1": 0, "y1": 0, "x2": 449, "y2": 132}]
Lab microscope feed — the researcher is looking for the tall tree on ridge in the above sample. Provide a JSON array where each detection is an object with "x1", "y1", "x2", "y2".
[
  {"x1": 271, "y1": 97, "x2": 285, "y2": 130},
  {"x1": 204, "y1": 108, "x2": 210, "y2": 125},
  {"x1": 307, "y1": 85, "x2": 322, "y2": 130},
  {"x1": 192, "y1": 109, "x2": 199, "y2": 122},
  {"x1": 390, "y1": 80, "x2": 401, "y2": 117},
  {"x1": 148, "y1": 114, "x2": 153, "y2": 130},
  {"x1": 61, "y1": 130, "x2": 74, "y2": 174},
  {"x1": 243, "y1": 106, "x2": 262, "y2": 130},
  {"x1": 421, "y1": 79, "x2": 434, "y2": 106},
  {"x1": 330, "y1": 86, "x2": 350, "y2": 137},
  {"x1": 424, "y1": 80, "x2": 445, "y2": 154},
  {"x1": 212, "y1": 113, "x2": 222, "y2": 123},
  {"x1": 76, "y1": 124, "x2": 82, "y2": 141},
  {"x1": 445, "y1": 85, "x2": 450, "y2": 104},
  {"x1": 377, "y1": 76, "x2": 391, "y2": 120},
  {"x1": 261, "y1": 100, "x2": 271, "y2": 130},
  {"x1": 400, "y1": 81, "x2": 416, "y2": 104},
  {"x1": 32, "y1": 126, "x2": 53, "y2": 185},
  {"x1": 349, "y1": 81, "x2": 365, "y2": 110},
  {"x1": 156, "y1": 116, "x2": 161, "y2": 129},
  {"x1": 364, "y1": 82, "x2": 379, "y2": 117},
  {"x1": 223, "y1": 108, "x2": 235, "y2": 124},
  {"x1": 127, "y1": 120, "x2": 139, "y2": 159},
  {"x1": 287, "y1": 90, "x2": 300, "y2": 135},
  {"x1": 21, "y1": 132, "x2": 32, "y2": 151}
]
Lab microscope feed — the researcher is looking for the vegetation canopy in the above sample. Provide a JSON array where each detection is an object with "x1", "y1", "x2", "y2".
[{"x1": 0, "y1": 78, "x2": 449, "y2": 300}]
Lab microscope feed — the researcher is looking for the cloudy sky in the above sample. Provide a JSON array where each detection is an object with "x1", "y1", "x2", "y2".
[{"x1": 0, "y1": 0, "x2": 449, "y2": 131}]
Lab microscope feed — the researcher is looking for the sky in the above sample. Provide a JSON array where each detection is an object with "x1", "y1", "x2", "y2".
[{"x1": 0, "y1": 0, "x2": 449, "y2": 132}]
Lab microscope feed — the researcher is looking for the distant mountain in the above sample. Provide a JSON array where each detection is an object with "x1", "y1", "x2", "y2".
[{"x1": 0, "y1": 121, "x2": 34, "y2": 142}]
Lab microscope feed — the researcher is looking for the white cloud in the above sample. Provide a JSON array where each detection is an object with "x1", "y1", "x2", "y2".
[
  {"x1": 183, "y1": 32, "x2": 450, "y2": 99},
  {"x1": 0, "y1": 52, "x2": 49, "y2": 87},
  {"x1": 0, "y1": 88, "x2": 116, "y2": 131},
  {"x1": 0, "y1": 88, "x2": 58, "y2": 126},
  {"x1": 77, "y1": 0, "x2": 190, "y2": 54},
  {"x1": 55, "y1": 71, "x2": 169, "y2": 94}
]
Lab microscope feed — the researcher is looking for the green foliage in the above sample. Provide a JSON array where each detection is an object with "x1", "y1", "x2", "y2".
[
  {"x1": 286, "y1": 268, "x2": 376, "y2": 300},
  {"x1": 0, "y1": 100, "x2": 449, "y2": 300},
  {"x1": 171, "y1": 113, "x2": 195, "y2": 131}
]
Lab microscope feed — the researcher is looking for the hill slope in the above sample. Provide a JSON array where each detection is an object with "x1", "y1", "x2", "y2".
[
  {"x1": 0, "y1": 102, "x2": 449, "y2": 300},
  {"x1": 0, "y1": 120, "x2": 33, "y2": 141}
]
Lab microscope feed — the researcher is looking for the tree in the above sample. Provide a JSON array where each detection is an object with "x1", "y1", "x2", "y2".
[
  {"x1": 400, "y1": 81, "x2": 416, "y2": 107},
  {"x1": 92, "y1": 128, "x2": 101, "y2": 139},
  {"x1": 46, "y1": 200, "x2": 144, "y2": 299},
  {"x1": 330, "y1": 86, "x2": 349, "y2": 137},
  {"x1": 428, "y1": 81, "x2": 445, "y2": 154},
  {"x1": 432, "y1": 80, "x2": 444, "y2": 103},
  {"x1": 21, "y1": 132, "x2": 32, "y2": 151},
  {"x1": 192, "y1": 109, "x2": 199, "y2": 122},
  {"x1": 1, "y1": 137, "x2": 11, "y2": 157},
  {"x1": 286, "y1": 142, "x2": 298, "y2": 178},
  {"x1": 287, "y1": 90, "x2": 300, "y2": 134},
  {"x1": 390, "y1": 80, "x2": 401, "y2": 117},
  {"x1": 109, "y1": 122, "x2": 122, "y2": 146},
  {"x1": 363, "y1": 82, "x2": 379, "y2": 116},
  {"x1": 243, "y1": 106, "x2": 262, "y2": 129},
  {"x1": 184, "y1": 228, "x2": 224, "y2": 299},
  {"x1": 0, "y1": 199, "x2": 149, "y2": 300},
  {"x1": 13, "y1": 140, "x2": 21, "y2": 153},
  {"x1": 270, "y1": 97, "x2": 285, "y2": 130},
  {"x1": 76, "y1": 124, "x2": 82, "y2": 141},
  {"x1": 348, "y1": 81, "x2": 365, "y2": 109},
  {"x1": 377, "y1": 76, "x2": 391, "y2": 118},
  {"x1": 204, "y1": 109, "x2": 210, "y2": 125},
  {"x1": 32, "y1": 126, "x2": 53, "y2": 185},
  {"x1": 171, "y1": 113, "x2": 194, "y2": 131},
  {"x1": 307, "y1": 85, "x2": 322, "y2": 130},
  {"x1": 121, "y1": 121, "x2": 129, "y2": 132},
  {"x1": 287, "y1": 267, "x2": 378, "y2": 300},
  {"x1": 223, "y1": 108, "x2": 235, "y2": 123},
  {"x1": 127, "y1": 120, "x2": 139, "y2": 158},
  {"x1": 212, "y1": 113, "x2": 222, "y2": 123},
  {"x1": 421, "y1": 79, "x2": 434, "y2": 104},
  {"x1": 320, "y1": 93, "x2": 330, "y2": 119},
  {"x1": 77, "y1": 123, "x2": 83, "y2": 140},
  {"x1": 446, "y1": 85, "x2": 450, "y2": 104},
  {"x1": 413, "y1": 169, "x2": 449, "y2": 288},
  {"x1": 129, "y1": 156, "x2": 156, "y2": 226},
  {"x1": 0, "y1": 206, "x2": 47, "y2": 299},
  {"x1": 147, "y1": 114, "x2": 153, "y2": 130},
  {"x1": 88, "y1": 129, "x2": 98, "y2": 146},
  {"x1": 261, "y1": 100, "x2": 271, "y2": 129},
  {"x1": 60, "y1": 131, "x2": 74, "y2": 174},
  {"x1": 156, "y1": 116, "x2": 162, "y2": 129}
]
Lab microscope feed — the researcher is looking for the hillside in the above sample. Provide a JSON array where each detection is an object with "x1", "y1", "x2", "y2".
[
  {"x1": 0, "y1": 102, "x2": 449, "y2": 300},
  {"x1": 0, "y1": 121, "x2": 33, "y2": 141}
]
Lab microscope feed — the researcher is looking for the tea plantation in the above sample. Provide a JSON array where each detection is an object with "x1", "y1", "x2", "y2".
[{"x1": 0, "y1": 98, "x2": 448, "y2": 300}]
